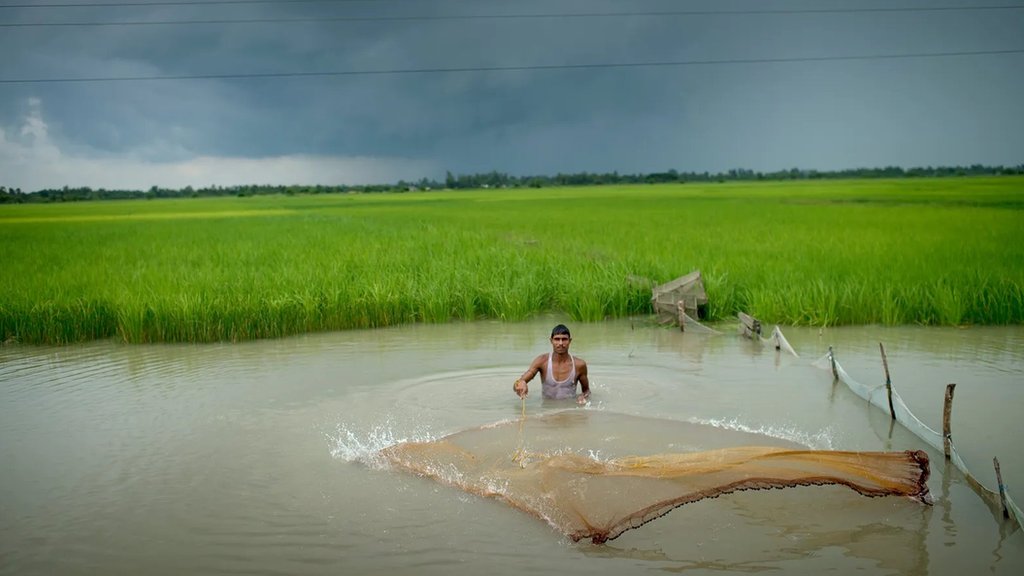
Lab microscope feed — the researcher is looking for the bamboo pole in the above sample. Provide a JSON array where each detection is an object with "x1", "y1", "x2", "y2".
[
  {"x1": 879, "y1": 342, "x2": 896, "y2": 420},
  {"x1": 943, "y1": 384, "x2": 956, "y2": 458},
  {"x1": 828, "y1": 346, "x2": 838, "y2": 380},
  {"x1": 994, "y1": 457, "x2": 1009, "y2": 519}
]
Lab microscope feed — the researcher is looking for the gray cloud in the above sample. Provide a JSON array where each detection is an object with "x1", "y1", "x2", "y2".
[{"x1": 2, "y1": 0, "x2": 1022, "y2": 191}]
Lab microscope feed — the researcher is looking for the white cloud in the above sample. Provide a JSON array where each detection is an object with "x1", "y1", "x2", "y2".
[{"x1": 1, "y1": 99, "x2": 439, "y2": 192}]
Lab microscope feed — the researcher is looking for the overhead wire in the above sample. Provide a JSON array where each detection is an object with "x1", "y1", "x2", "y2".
[
  {"x1": 4, "y1": 5, "x2": 1024, "y2": 26},
  {"x1": 3, "y1": 49, "x2": 1022, "y2": 84},
  {"x1": 2, "y1": 1, "x2": 1021, "y2": 85},
  {"x1": 2, "y1": 0, "x2": 398, "y2": 8},
  {"x1": 2, "y1": 0, "x2": 1021, "y2": 9}
]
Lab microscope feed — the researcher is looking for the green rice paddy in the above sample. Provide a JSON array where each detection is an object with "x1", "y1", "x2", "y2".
[{"x1": 2, "y1": 177, "x2": 1022, "y2": 344}]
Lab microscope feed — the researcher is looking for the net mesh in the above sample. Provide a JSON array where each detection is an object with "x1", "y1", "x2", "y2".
[
  {"x1": 765, "y1": 325, "x2": 799, "y2": 357},
  {"x1": 680, "y1": 311, "x2": 721, "y2": 335},
  {"x1": 381, "y1": 411, "x2": 930, "y2": 543},
  {"x1": 737, "y1": 313, "x2": 799, "y2": 357},
  {"x1": 818, "y1": 348, "x2": 1022, "y2": 528}
]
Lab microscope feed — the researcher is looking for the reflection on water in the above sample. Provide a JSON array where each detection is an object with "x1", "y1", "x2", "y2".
[{"x1": 1, "y1": 318, "x2": 1022, "y2": 575}]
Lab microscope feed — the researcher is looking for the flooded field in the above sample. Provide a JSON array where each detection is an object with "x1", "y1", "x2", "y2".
[{"x1": 1, "y1": 318, "x2": 1021, "y2": 575}]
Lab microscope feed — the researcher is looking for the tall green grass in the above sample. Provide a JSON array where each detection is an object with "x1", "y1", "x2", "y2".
[{"x1": 1, "y1": 177, "x2": 1022, "y2": 344}]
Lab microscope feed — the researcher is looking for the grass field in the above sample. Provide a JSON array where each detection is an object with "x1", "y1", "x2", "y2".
[{"x1": 1, "y1": 177, "x2": 1022, "y2": 344}]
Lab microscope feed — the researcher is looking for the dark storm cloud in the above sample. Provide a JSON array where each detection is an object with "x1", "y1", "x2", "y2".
[{"x1": 1, "y1": 0, "x2": 1022, "y2": 191}]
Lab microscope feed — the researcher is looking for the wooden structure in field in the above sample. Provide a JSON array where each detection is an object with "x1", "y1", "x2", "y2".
[
  {"x1": 651, "y1": 270, "x2": 708, "y2": 329},
  {"x1": 738, "y1": 311, "x2": 762, "y2": 339}
]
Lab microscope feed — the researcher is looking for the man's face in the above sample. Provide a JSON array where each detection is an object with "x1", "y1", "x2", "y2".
[{"x1": 550, "y1": 334, "x2": 571, "y2": 354}]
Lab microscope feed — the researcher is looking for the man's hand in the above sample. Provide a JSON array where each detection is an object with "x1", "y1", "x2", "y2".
[
  {"x1": 513, "y1": 379, "x2": 528, "y2": 398},
  {"x1": 576, "y1": 393, "x2": 590, "y2": 406}
]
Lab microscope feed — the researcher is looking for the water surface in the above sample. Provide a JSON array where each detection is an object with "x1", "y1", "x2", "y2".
[{"x1": 1, "y1": 318, "x2": 1021, "y2": 575}]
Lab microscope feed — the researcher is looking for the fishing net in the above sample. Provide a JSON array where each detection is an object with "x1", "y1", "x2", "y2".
[
  {"x1": 380, "y1": 411, "x2": 930, "y2": 543},
  {"x1": 817, "y1": 349, "x2": 1023, "y2": 528},
  {"x1": 767, "y1": 325, "x2": 799, "y2": 357},
  {"x1": 737, "y1": 313, "x2": 799, "y2": 357},
  {"x1": 679, "y1": 311, "x2": 721, "y2": 335}
]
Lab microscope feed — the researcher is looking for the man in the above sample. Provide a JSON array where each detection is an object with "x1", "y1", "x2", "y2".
[{"x1": 513, "y1": 324, "x2": 591, "y2": 405}]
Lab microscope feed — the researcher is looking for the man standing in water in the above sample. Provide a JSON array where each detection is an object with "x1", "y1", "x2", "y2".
[{"x1": 513, "y1": 324, "x2": 591, "y2": 405}]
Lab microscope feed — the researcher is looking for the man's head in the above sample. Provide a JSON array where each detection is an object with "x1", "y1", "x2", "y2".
[{"x1": 550, "y1": 324, "x2": 572, "y2": 354}]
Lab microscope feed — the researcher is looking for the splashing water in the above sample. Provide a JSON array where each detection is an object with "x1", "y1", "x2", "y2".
[
  {"x1": 326, "y1": 417, "x2": 435, "y2": 467},
  {"x1": 688, "y1": 416, "x2": 835, "y2": 450}
]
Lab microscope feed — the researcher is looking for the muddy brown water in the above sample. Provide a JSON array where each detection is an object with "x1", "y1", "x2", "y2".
[{"x1": 1, "y1": 318, "x2": 1022, "y2": 575}]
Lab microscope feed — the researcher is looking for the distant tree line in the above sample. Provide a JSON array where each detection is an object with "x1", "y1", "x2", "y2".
[{"x1": 2, "y1": 163, "x2": 1022, "y2": 204}]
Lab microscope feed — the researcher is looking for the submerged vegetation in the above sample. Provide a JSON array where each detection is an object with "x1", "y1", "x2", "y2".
[{"x1": 1, "y1": 177, "x2": 1022, "y2": 344}]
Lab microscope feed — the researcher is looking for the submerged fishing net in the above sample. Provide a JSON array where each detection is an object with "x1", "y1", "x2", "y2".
[
  {"x1": 767, "y1": 325, "x2": 799, "y2": 357},
  {"x1": 680, "y1": 311, "x2": 722, "y2": 335},
  {"x1": 381, "y1": 411, "x2": 930, "y2": 543},
  {"x1": 737, "y1": 313, "x2": 799, "y2": 357},
  {"x1": 818, "y1": 349, "x2": 1024, "y2": 528}
]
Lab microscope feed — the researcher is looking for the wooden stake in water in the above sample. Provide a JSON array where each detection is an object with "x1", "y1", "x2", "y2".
[
  {"x1": 995, "y1": 457, "x2": 1009, "y2": 519},
  {"x1": 943, "y1": 384, "x2": 956, "y2": 459},
  {"x1": 879, "y1": 342, "x2": 896, "y2": 420},
  {"x1": 828, "y1": 346, "x2": 838, "y2": 381}
]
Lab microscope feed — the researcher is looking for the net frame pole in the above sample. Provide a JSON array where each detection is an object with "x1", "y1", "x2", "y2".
[
  {"x1": 995, "y1": 457, "x2": 1009, "y2": 519},
  {"x1": 879, "y1": 342, "x2": 897, "y2": 420},
  {"x1": 943, "y1": 384, "x2": 956, "y2": 459},
  {"x1": 828, "y1": 346, "x2": 838, "y2": 380}
]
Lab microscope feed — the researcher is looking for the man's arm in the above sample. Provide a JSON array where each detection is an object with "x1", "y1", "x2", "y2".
[
  {"x1": 513, "y1": 354, "x2": 545, "y2": 398},
  {"x1": 576, "y1": 358, "x2": 590, "y2": 404}
]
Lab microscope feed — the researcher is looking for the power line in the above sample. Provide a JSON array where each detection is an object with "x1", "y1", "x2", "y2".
[
  {"x1": 5, "y1": 6, "x2": 1024, "y2": 27},
  {"x1": 3, "y1": 48, "x2": 1022, "y2": 84},
  {"x1": 38, "y1": 0, "x2": 1011, "y2": 6},
  {"x1": 3, "y1": 0, "x2": 384, "y2": 8}
]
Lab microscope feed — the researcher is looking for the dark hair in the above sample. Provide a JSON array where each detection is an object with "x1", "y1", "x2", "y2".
[{"x1": 551, "y1": 324, "x2": 571, "y2": 338}]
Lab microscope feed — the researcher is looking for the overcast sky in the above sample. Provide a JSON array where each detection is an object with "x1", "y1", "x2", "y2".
[{"x1": 2, "y1": 0, "x2": 1022, "y2": 192}]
